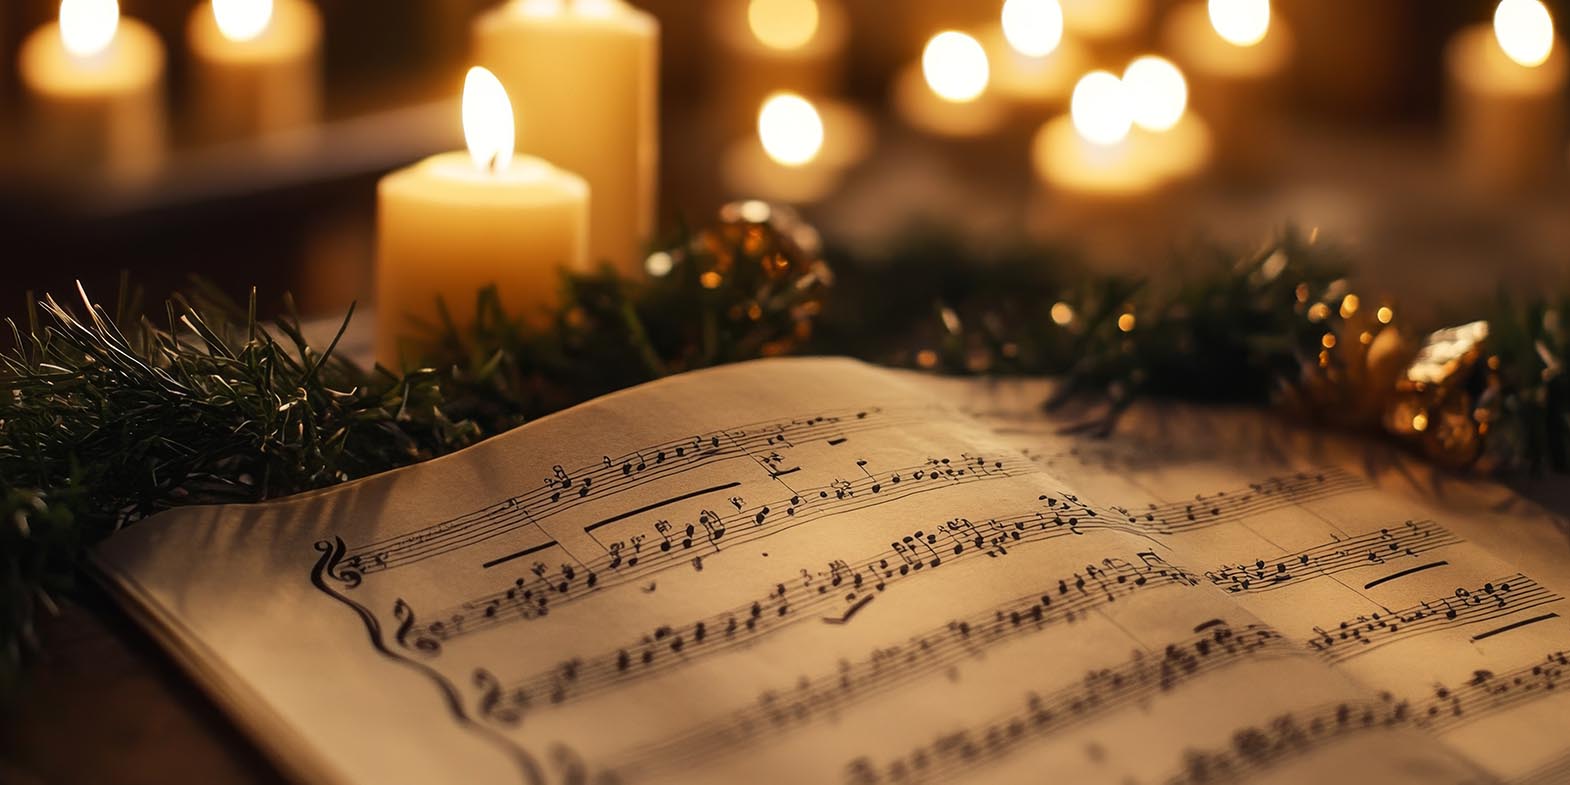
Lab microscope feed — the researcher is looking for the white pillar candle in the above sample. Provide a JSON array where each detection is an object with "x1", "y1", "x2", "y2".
[
  {"x1": 18, "y1": 0, "x2": 166, "y2": 183},
  {"x1": 1163, "y1": 0, "x2": 1292, "y2": 179},
  {"x1": 708, "y1": 0, "x2": 848, "y2": 134},
  {"x1": 892, "y1": 30, "x2": 1007, "y2": 138},
  {"x1": 376, "y1": 67, "x2": 590, "y2": 368},
  {"x1": 186, "y1": 0, "x2": 323, "y2": 148},
  {"x1": 474, "y1": 0, "x2": 659, "y2": 275},
  {"x1": 1446, "y1": 0, "x2": 1566, "y2": 194}
]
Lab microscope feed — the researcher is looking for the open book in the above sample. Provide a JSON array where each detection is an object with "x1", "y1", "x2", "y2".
[{"x1": 94, "y1": 358, "x2": 1570, "y2": 785}]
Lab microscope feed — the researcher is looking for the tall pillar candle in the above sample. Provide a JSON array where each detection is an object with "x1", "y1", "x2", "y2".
[
  {"x1": 17, "y1": 0, "x2": 166, "y2": 183},
  {"x1": 1163, "y1": 0, "x2": 1292, "y2": 179},
  {"x1": 1446, "y1": 0, "x2": 1566, "y2": 194},
  {"x1": 474, "y1": 0, "x2": 659, "y2": 274},
  {"x1": 376, "y1": 68, "x2": 589, "y2": 368},
  {"x1": 186, "y1": 0, "x2": 323, "y2": 147}
]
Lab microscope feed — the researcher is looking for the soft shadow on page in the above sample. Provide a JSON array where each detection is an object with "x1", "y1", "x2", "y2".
[
  {"x1": 95, "y1": 357, "x2": 1491, "y2": 785},
  {"x1": 908, "y1": 372, "x2": 1570, "y2": 785}
]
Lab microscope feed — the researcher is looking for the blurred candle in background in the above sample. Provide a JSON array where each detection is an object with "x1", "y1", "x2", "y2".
[
  {"x1": 893, "y1": 30, "x2": 1006, "y2": 138},
  {"x1": 474, "y1": 0, "x2": 659, "y2": 273},
  {"x1": 983, "y1": 0, "x2": 1089, "y2": 112},
  {"x1": 376, "y1": 67, "x2": 589, "y2": 368},
  {"x1": 187, "y1": 0, "x2": 323, "y2": 148},
  {"x1": 720, "y1": 90, "x2": 871, "y2": 203},
  {"x1": 1033, "y1": 62, "x2": 1207, "y2": 196},
  {"x1": 1032, "y1": 69, "x2": 1161, "y2": 196},
  {"x1": 1446, "y1": 0, "x2": 1566, "y2": 194},
  {"x1": 1163, "y1": 0, "x2": 1291, "y2": 179},
  {"x1": 18, "y1": 0, "x2": 166, "y2": 183},
  {"x1": 1122, "y1": 54, "x2": 1209, "y2": 183},
  {"x1": 708, "y1": 0, "x2": 848, "y2": 134}
]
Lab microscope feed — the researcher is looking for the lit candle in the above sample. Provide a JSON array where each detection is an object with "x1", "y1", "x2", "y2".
[
  {"x1": 474, "y1": 0, "x2": 659, "y2": 275},
  {"x1": 1031, "y1": 62, "x2": 1208, "y2": 196},
  {"x1": 892, "y1": 31, "x2": 1007, "y2": 138},
  {"x1": 1122, "y1": 55, "x2": 1210, "y2": 184},
  {"x1": 982, "y1": 0, "x2": 1089, "y2": 111},
  {"x1": 1446, "y1": 0, "x2": 1566, "y2": 193},
  {"x1": 186, "y1": 0, "x2": 323, "y2": 147},
  {"x1": 18, "y1": 0, "x2": 167, "y2": 183},
  {"x1": 720, "y1": 91, "x2": 872, "y2": 204},
  {"x1": 1162, "y1": 0, "x2": 1292, "y2": 179},
  {"x1": 708, "y1": 0, "x2": 848, "y2": 133},
  {"x1": 1032, "y1": 70, "x2": 1160, "y2": 197},
  {"x1": 375, "y1": 67, "x2": 590, "y2": 368}
]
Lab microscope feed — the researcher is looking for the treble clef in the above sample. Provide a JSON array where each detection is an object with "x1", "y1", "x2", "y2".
[{"x1": 393, "y1": 598, "x2": 443, "y2": 656}]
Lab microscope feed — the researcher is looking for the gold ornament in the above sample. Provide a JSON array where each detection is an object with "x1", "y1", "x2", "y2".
[
  {"x1": 1383, "y1": 320, "x2": 1497, "y2": 470},
  {"x1": 646, "y1": 200, "x2": 834, "y2": 359}
]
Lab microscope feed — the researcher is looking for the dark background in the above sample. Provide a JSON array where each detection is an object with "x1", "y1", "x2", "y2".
[{"x1": 0, "y1": 0, "x2": 1565, "y2": 327}]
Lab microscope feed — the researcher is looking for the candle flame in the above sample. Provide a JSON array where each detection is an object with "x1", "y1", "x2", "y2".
[
  {"x1": 922, "y1": 31, "x2": 990, "y2": 103},
  {"x1": 748, "y1": 0, "x2": 820, "y2": 51},
  {"x1": 758, "y1": 92, "x2": 824, "y2": 167},
  {"x1": 59, "y1": 0, "x2": 119, "y2": 58},
  {"x1": 213, "y1": 0, "x2": 275, "y2": 43},
  {"x1": 1208, "y1": 0, "x2": 1269, "y2": 47},
  {"x1": 463, "y1": 67, "x2": 515, "y2": 174},
  {"x1": 1001, "y1": 0, "x2": 1064, "y2": 58},
  {"x1": 1122, "y1": 55, "x2": 1187, "y2": 132},
  {"x1": 1070, "y1": 70, "x2": 1132, "y2": 145},
  {"x1": 1494, "y1": 0, "x2": 1555, "y2": 68}
]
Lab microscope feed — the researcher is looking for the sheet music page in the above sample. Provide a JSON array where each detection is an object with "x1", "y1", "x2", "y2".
[
  {"x1": 96, "y1": 358, "x2": 1498, "y2": 785},
  {"x1": 910, "y1": 373, "x2": 1570, "y2": 785}
]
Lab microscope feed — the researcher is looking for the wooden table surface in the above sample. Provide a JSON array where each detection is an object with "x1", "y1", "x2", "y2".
[{"x1": 0, "y1": 582, "x2": 289, "y2": 785}]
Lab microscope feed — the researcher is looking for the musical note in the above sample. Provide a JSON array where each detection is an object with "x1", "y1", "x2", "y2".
[
  {"x1": 1205, "y1": 520, "x2": 1461, "y2": 594},
  {"x1": 482, "y1": 552, "x2": 1199, "y2": 733},
  {"x1": 1164, "y1": 650, "x2": 1569, "y2": 785},
  {"x1": 332, "y1": 405, "x2": 918, "y2": 581},
  {"x1": 1306, "y1": 574, "x2": 1564, "y2": 665},
  {"x1": 405, "y1": 455, "x2": 1037, "y2": 644},
  {"x1": 839, "y1": 624, "x2": 1292, "y2": 785}
]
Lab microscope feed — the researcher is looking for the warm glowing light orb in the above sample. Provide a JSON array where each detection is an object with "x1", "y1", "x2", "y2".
[
  {"x1": 213, "y1": 0, "x2": 274, "y2": 42},
  {"x1": 922, "y1": 31, "x2": 990, "y2": 103},
  {"x1": 758, "y1": 92, "x2": 825, "y2": 166},
  {"x1": 59, "y1": 0, "x2": 119, "y2": 58},
  {"x1": 1001, "y1": 0, "x2": 1064, "y2": 58},
  {"x1": 463, "y1": 67, "x2": 516, "y2": 173},
  {"x1": 1208, "y1": 0, "x2": 1269, "y2": 47},
  {"x1": 1494, "y1": 0, "x2": 1555, "y2": 67},
  {"x1": 1070, "y1": 70, "x2": 1132, "y2": 145},
  {"x1": 1122, "y1": 56, "x2": 1187, "y2": 132},
  {"x1": 748, "y1": 0, "x2": 820, "y2": 50}
]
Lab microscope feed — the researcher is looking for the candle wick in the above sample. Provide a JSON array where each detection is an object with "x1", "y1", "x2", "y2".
[{"x1": 488, "y1": 152, "x2": 500, "y2": 174}]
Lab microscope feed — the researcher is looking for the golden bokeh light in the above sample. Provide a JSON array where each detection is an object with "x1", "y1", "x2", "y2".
[
  {"x1": 748, "y1": 0, "x2": 820, "y2": 51},
  {"x1": 758, "y1": 92, "x2": 825, "y2": 167},
  {"x1": 922, "y1": 31, "x2": 991, "y2": 103},
  {"x1": 1207, "y1": 0, "x2": 1270, "y2": 47}
]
